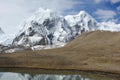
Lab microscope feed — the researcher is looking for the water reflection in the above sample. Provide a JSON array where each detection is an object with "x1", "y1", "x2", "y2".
[{"x1": 0, "y1": 72, "x2": 89, "y2": 80}]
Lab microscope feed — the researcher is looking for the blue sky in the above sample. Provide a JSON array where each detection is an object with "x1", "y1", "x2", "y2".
[
  {"x1": 65, "y1": 0, "x2": 120, "y2": 23},
  {"x1": 0, "y1": 0, "x2": 120, "y2": 34}
]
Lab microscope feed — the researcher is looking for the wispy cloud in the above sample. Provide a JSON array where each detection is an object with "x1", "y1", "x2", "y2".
[
  {"x1": 94, "y1": 0, "x2": 103, "y2": 3},
  {"x1": 94, "y1": 0, "x2": 120, "y2": 4},
  {"x1": 110, "y1": 0, "x2": 120, "y2": 4},
  {"x1": 0, "y1": 0, "x2": 83, "y2": 34},
  {"x1": 23, "y1": 0, "x2": 83, "y2": 14},
  {"x1": 0, "y1": 0, "x2": 119, "y2": 34},
  {"x1": 117, "y1": 6, "x2": 120, "y2": 11},
  {"x1": 117, "y1": 6, "x2": 120, "y2": 14},
  {"x1": 94, "y1": 9, "x2": 117, "y2": 21}
]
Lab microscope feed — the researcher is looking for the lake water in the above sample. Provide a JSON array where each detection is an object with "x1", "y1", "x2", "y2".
[
  {"x1": 0, "y1": 73, "x2": 92, "y2": 80},
  {"x1": 0, "y1": 68, "x2": 119, "y2": 80}
]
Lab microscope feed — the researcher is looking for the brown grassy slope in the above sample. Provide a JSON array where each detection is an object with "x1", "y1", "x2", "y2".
[
  {"x1": 66, "y1": 30, "x2": 120, "y2": 51},
  {"x1": 0, "y1": 31, "x2": 120, "y2": 74}
]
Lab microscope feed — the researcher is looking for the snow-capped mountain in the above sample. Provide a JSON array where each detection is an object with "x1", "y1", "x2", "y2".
[
  {"x1": 0, "y1": 27, "x2": 15, "y2": 46},
  {"x1": 0, "y1": 34, "x2": 15, "y2": 46},
  {"x1": 0, "y1": 27, "x2": 16, "y2": 53},
  {"x1": 12, "y1": 8, "x2": 71, "y2": 48},
  {"x1": 65, "y1": 11, "x2": 99, "y2": 31},
  {"x1": 12, "y1": 8, "x2": 101, "y2": 49},
  {"x1": 0, "y1": 35, "x2": 15, "y2": 53},
  {"x1": 0, "y1": 8, "x2": 120, "y2": 53}
]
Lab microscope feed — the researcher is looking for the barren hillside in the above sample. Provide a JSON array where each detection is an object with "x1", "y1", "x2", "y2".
[{"x1": 0, "y1": 31, "x2": 120, "y2": 74}]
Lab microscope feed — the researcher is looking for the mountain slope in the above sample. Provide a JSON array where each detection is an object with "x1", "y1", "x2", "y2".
[
  {"x1": 0, "y1": 27, "x2": 16, "y2": 53},
  {"x1": 0, "y1": 27, "x2": 15, "y2": 45},
  {"x1": 1, "y1": 8, "x2": 120, "y2": 53},
  {"x1": 65, "y1": 30, "x2": 120, "y2": 51},
  {"x1": 12, "y1": 8, "x2": 101, "y2": 49},
  {"x1": 0, "y1": 31, "x2": 120, "y2": 74},
  {"x1": 65, "y1": 11, "x2": 99, "y2": 31},
  {"x1": 12, "y1": 8, "x2": 71, "y2": 48}
]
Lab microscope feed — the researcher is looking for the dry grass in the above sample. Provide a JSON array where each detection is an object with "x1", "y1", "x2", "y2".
[{"x1": 0, "y1": 31, "x2": 120, "y2": 74}]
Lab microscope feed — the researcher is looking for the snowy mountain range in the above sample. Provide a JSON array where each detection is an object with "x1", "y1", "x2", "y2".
[
  {"x1": 0, "y1": 8, "x2": 120, "y2": 53},
  {"x1": 12, "y1": 9, "x2": 100, "y2": 47}
]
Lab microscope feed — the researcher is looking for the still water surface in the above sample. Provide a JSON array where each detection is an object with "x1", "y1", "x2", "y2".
[
  {"x1": 0, "y1": 73, "x2": 90, "y2": 80},
  {"x1": 0, "y1": 68, "x2": 119, "y2": 80}
]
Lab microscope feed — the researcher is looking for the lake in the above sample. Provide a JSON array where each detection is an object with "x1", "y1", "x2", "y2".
[{"x1": 0, "y1": 68, "x2": 119, "y2": 80}]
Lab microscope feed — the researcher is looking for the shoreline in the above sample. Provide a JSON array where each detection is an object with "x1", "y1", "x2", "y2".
[
  {"x1": 0, "y1": 66, "x2": 120, "y2": 76},
  {"x1": 1, "y1": 31, "x2": 120, "y2": 79},
  {"x1": 0, "y1": 67, "x2": 120, "y2": 79}
]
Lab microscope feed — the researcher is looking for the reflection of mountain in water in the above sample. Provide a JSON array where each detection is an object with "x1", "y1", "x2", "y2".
[{"x1": 0, "y1": 72, "x2": 89, "y2": 80}]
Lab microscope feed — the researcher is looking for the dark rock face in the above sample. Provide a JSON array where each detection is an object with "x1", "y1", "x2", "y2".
[
  {"x1": 47, "y1": 33, "x2": 54, "y2": 45},
  {"x1": 39, "y1": 37, "x2": 48, "y2": 45},
  {"x1": 43, "y1": 19, "x2": 55, "y2": 30}
]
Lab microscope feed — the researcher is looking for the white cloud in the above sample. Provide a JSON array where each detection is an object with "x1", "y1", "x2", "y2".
[
  {"x1": 117, "y1": 6, "x2": 120, "y2": 11},
  {"x1": 117, "y1": 6, "x2": 120, "y2": 14},
  {"x1": 0, "y1": 0, "x2": 83, "y2": 34},
  {"x1": 94, "y1": 0, "x2": 120, "y2": 4},
  {"x1": 23, "y1": 0, "x2": 83, "y2": 14},
  {"x1": 94, "y1": 0, "x2": 103, "y2": 3},
  {"x1": 94, "y1": 9, "x2": 117, "y2": 21},
  {"x1": 110, "y1": 0, "x2": 120, "y2": 4}
]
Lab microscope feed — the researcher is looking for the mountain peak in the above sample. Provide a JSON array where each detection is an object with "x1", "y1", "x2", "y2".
[
  {"x1": 0, "y1": 27, "x2": 4, "y2": 34},
  {"x1": 77, "y1": 10, "x2": 95, "y2": 20},
  {"x1": 12, "y1": 9, "x2": 100, "y2": 49},
  {"x1": 1, "y1": 8, "x2": 120, "y2": 53},
  {"x1": 17, "y1": 8, "x2": 61, "y2": 36},
  {"x1": 78, "y1": 10, "x2": 88, "y2": 15}
]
